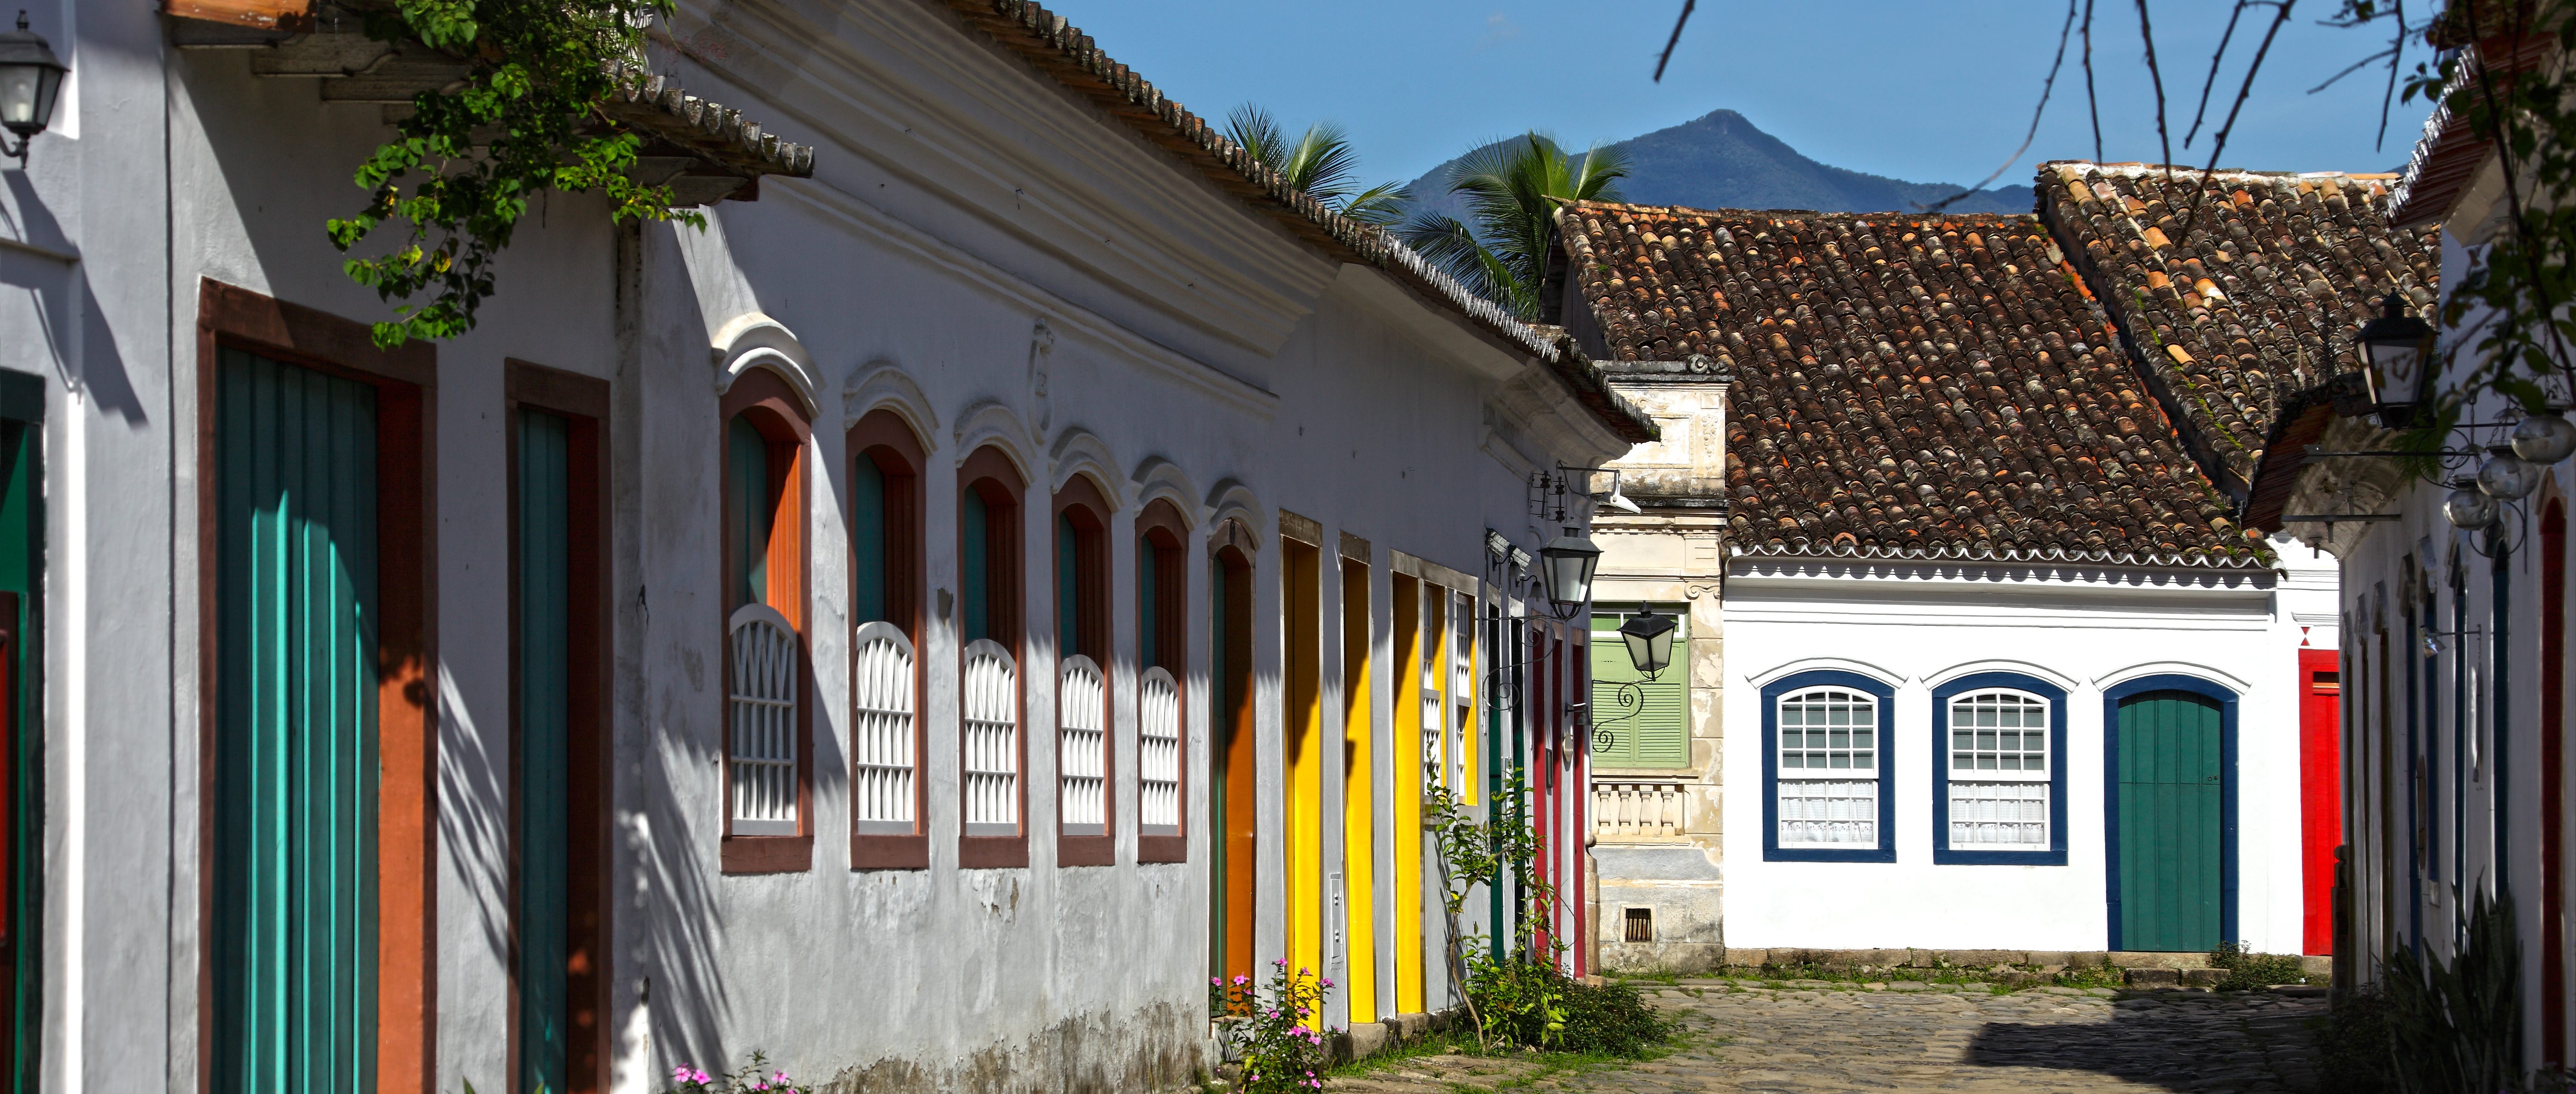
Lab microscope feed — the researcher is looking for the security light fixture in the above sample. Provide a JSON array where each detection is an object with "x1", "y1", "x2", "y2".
[
  {"x1": 2356, "y1": 292, "x2": 2435, "y2": 430},
  {"x1": 1485, "y1": 529, "x2": 1513, "y2": 560},
  {"x1": 2444, "y1": 486, "x2": 2500, "y2": 531},
  {"x1": 1538, "y1": 526, "x2": 1601, "y2": 615},
  {"x1": 1507, "y1": 545, "x2": 1531, "y2": 572},
  {"x1": 1617, "y1": 607, "x2": 1677, "y2": 680},
  {"x1": 2477, "y1": 448, "x2": 2542, "y2": 501},
  {"x1": 0, "y1": 11, "x2": 65, "y2": 168},
  {"x1": 2512, "y1": 409, "x2": 2576, "y2": 465}
]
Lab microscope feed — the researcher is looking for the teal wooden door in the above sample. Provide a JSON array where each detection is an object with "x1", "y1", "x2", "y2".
[
  {"x1": 517, "y1": 409, "x2": 572, "y2": 1094},
  {"x1": 211, "y1": 348, "x2": 380, "y2": 1094},
  {"x1": 2117, "y1": 691, "x2": 2224, "y2": 951}
]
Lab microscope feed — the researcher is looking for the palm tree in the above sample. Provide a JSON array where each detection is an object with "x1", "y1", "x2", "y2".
[
  {"x1": 1225, "y1": 105, "x2": 1408, "y2": 227},
  {"x1": 1399, "y1": 134, "x2": 1629, "y2": 320}
]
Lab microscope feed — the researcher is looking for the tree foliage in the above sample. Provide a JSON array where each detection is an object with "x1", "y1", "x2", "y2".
[
  {"x1": 327, "y1": 0, "x2": 705, "y2": 348},
  {"x1": 1398, "y1": 134, "x2": 1627, "y2": 320},
  {"x1": 1223, "y1": 105, "x2": 1408, "y2": 227}
]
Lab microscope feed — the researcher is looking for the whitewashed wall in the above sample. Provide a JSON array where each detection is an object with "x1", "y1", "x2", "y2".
[{"x1": 1720, "y1": 552, "x2": 2332, "y2": 955}]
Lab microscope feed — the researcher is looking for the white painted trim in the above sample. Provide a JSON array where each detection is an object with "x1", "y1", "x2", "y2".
[
  {"x1": 951, "y1": 399, "x2": 1039, "y2": 485},
  {"x1": 1129, "y1": 455, "x2": 1202, "y2": 526},
  {"x1": 1048, "y1": 427, "x2": 1126, "y2": 509},
  {"x1": 2092, "y1": 660, "x2": 2250, "y2": 694},
  {"x1": 1743, "y1": 656, "x2": 1911, "y2": 689},
  {"x1": 1922, "y1": 659, "x2": 2083, "y2": 693},
  {"x1": 712, "y1": 311, "x2": 822, "y2": 418},
  {"x1": 843, "y1": 358, "x2": 941, "y2": 448},
  {"x1": 1205, "y1": 477, "x2": 1264, "y2": 549}
]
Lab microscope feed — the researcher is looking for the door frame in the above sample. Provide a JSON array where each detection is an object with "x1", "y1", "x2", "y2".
[
  {"x1": 194, "y1": 279, "x2": 438, "y2": 1094},
  {"x1": 2102, "y1": 674, "x2": 2239, "y2": 952},
  {"x1": 504, "y1": 360, "x2": 611, "y2": 1094},
  {"x1": 0, "y1": 370, "x2": 40, "y2": 1094}
]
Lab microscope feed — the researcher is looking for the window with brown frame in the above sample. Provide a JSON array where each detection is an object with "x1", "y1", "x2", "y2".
[
  {"x1": 849, "y1": 409, "x2": 927, "y2": 870},
  {"x1": 1054, "y1": 474, "x2": 1114, "y2": 866},
  {"x1": 720, "y1": 368, "x2": 812, "y2": 874},
  {"x1": 958, "y1": 446, "x2": 1028, "y2": 868},
  {"x1": 1137, "y1": 499, "x2": 1189, "y2": 863}
]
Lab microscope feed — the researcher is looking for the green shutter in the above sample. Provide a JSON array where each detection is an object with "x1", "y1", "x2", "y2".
[
  {"x1": 2117, "y1": 691, "x2": 2224, "y2": 951},
  {"x1": 1057, "y1": 514, "x2": 1080, "y2": 658},
  {"x1": 961, "y1": 491, "x2": 989, "y2": 644},
  {"x1": 212, "y1": 348, "x2": 379, "y2": 1094},
  {"x1": 516, "y1": 410, "x2": 572, "y2": 1094},
  {"x1": 0, "y1": 419, "x2": 37, "y2": 1094},
  {"x1": 850, "y1": 454, "x2": 887, "y2": 626},
  {"x1": 726, "y1": 416, "x2": 768, "y2": 608},
  {"x1": 1138, "y1": 545, "x2": 1158, "y2": 670},
  {"x1": 1590, "y1": 612, "x2": 1688, "y2": 768}
]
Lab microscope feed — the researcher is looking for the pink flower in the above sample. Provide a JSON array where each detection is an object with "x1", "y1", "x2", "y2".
[
  {"x1": 773, "y1": 1073, "x2": 790, "y2": 1085},
  {"x1": 693, "y1": 1071, "x2": 711, "y2": 1085},
  {"x1": 673, "y1": 1066, "x2": 694, "y2": 1083},
  {"x1": 1232, "y1": 975, "x2": 1249, "y2": 986}
]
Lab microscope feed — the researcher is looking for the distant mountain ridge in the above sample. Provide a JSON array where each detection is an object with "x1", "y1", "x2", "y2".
[{"x1": 1401, "y1": 109, "x2": 2033, "y2": 222}]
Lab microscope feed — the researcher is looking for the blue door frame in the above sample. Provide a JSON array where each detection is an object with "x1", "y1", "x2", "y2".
[{"x1": 2102, "y1": 674, "x2": 2239, "y2": 950}]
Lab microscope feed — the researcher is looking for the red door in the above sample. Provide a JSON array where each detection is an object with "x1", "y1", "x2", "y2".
[{"x1": 2299, "y1": 647, "x2": 2342, "y2": 955}]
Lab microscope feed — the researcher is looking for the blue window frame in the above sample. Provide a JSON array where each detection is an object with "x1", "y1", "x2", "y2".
[
  {"x1": 1932, "y1": 673, "x2": 2070, "y2": 865},
  {"x1": 1761, "y1": 670, "x2": 1897, "y2": 862}
]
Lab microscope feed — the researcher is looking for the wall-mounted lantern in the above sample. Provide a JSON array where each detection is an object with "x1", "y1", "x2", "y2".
[
  {"x1": 1616, "y1": 607, "x2": 1676, "y2": 680},
  {"x1": 0, "y1": 12, "x2": 66, "y2": 168},
  {"x1": 2512, "y1": 409, "x2": 2576, "y2": 464},
  {"x1": 1537, "y1": 527, "x2": 1601, "y2": 616},
  {"x1": 2356, "y1": 292, "x2": 2435, "y2": 430}
]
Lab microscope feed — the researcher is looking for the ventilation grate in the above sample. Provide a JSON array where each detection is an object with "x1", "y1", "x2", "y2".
[{"x1": 1623, "y1": 906, "x2": 1654, "y2": 943}]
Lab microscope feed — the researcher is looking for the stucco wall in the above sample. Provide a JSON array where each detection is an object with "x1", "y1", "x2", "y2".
[{"x1": 1720, "y1": 556, "x2": 2327, "y2": 956}]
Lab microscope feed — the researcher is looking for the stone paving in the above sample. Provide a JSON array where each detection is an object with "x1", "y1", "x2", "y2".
[{"x1": 1327, "y1": 981, "x2": 2330, "y2": 1093}]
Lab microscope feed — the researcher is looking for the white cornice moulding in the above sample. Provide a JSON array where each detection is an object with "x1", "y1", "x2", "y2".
[
  {"x1": 660, "y1": 0, "x2": 1330, "y2": 354},
  {"x1": 712, "y1": 312, "x2": 821, "y2": 418}
]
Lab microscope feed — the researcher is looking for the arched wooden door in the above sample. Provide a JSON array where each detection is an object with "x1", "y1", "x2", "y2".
[{"x1": 2114, "y1": 689, "x2": 2226, "y2": 951}]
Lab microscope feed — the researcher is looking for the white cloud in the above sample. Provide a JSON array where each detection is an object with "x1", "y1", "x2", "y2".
[{"x1": 1476, "y1": 12, "x2": 1521, "y2": 50}]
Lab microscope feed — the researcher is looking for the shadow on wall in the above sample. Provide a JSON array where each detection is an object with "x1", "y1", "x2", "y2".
[{"x1": 1963, "y1": 993, "x2": 2323, "y2": 1090}]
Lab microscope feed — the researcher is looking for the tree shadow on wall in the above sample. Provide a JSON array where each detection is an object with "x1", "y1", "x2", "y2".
[{"x1": 1962, "y1": 991, "x2": 2325, "y2": 1092}]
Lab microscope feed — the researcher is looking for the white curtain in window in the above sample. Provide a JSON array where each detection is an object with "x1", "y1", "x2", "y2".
[
  {"x1": 1058, "y1": 655, "x2": 1106, "y2": 835},
  {"x1": 850, "y1": 621, "x2": 915, "y2": 834},
  {"x1": 1777, "y1": 687, "x2": 1877, "y2": 846},
  {"x1": 962, "y1": 639, "x2": 1020, "y2": 835},
  {"x1": 1947, "y1": 689, "x2": 2049, "y2": 849},
  {"x1": 728, "y1": 604, "x2": 800, "y2": 836}
]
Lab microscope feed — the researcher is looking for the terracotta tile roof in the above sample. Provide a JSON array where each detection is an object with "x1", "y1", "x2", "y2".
[
  {"x1": 1559, "y1": 201, "x2": 2264, "y2": 568},
  {"x1": 2037, "y1": 163, "x2": 2439, "y2": 498},
  {"x1": 936, "y1": 0, "x2": 1655, "y2": 444}
]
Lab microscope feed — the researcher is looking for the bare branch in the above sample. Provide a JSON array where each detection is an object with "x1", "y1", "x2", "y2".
[
  {"x1": 2180, "y1": 0, "x2": 2297, "y2": 242},
  {"x1": 1653, "y1": 0, "x2": 1696, "y2": 83},
  {"x1": 2309, "y1": 46, "x2": 2398, "y2": 94},
  {"x1": 2082, "y1": 0, "x2": 2103, "y2": 161},
  {"x1": 2186, "y1": 2, "x2": 2251, "y2": 148},
  {"x1": 1920, "y1": 0, "x2": 2080, "y2": 214},
  {"x1": 2377, "y1": 0, "x2": 2405, "y2": 150},
  {"x1": 2137, "y1": 0, "x2": 2174, "y2": 177}
]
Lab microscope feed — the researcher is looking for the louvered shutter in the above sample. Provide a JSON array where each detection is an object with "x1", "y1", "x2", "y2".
[{"x1": 1588, "y1": 613, "x2": 1688, "y2": 769}]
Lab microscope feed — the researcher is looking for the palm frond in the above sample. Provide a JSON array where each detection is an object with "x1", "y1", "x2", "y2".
[
  {"x1": 1338, "y1": 181, "x2": 1408, "y2": 227},
  {"x1": 1224, "y1": 104, "x2": 1285, "y2": 166},
  {"x1": 1280, "y1": 122, "x2": 1363, "y2": 204},
  {"x1": 1416, "y1": 131, "x2": 1629, "y2": 320}
]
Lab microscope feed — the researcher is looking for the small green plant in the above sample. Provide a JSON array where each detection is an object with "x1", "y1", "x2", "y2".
[
  {"x1": 662, "y1": 1051, "x2": 809, "y2": 1093},
  {"x1": 2314, "y1": 988, "x2": 2395, "y2": 1094},
  {"x1": 2384, "y1": 889, "x2": 2522, "y2": 1094},
  {"x1": 1211, "y1": 960, "x2": 1332, "y2": 1094},
  {"x1": 2208, "y1": 941, "x2": 2308, "y2": 991}
]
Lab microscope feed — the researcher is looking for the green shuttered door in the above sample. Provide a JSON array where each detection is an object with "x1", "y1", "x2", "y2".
[
  {"x1": 518, "y1": 410, "x2": 572, "y2": 1094},
  {"x1": 1589, "y1": 614, "x2": 1687, "y2": 768},
  {"x1": 212, "y1": 348, "x2": 380, "y2": 1094},
  {"x1": 2118, "y1": 691, "x2": 2223, "y2": 951}
]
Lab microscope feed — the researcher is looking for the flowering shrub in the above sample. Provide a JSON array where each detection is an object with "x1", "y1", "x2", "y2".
[
  {"x1": 662, "y1": 1051, "x2": 810, "y2": 1094},
  {"x1": 1209, "y1": 960, "x2": 1332, "y2": 1093}
]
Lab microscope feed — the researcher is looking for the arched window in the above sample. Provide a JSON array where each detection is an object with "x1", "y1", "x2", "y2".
[
  {"x1": 1761, "y1": 671, "x2": 1895, "y2": 862},
  {"x1": 1932, "y1": 674, "x2": 2068, "y2": 865},
  {"x1": 1054, "y1": 475, "x2": 1114, "y2": 866},
  {"x1": 958, "y1": 446, "x2": 1026, "y2": 868},
  {"x1": 1137, "y1": 498, "x2": 1189, "y2": 863},
  {"x1": 721, "y1": 367, "x2": 811, "y2": 873},
  {"x1": 848, "y1": 409, "x2": 927, "y2": 870}
]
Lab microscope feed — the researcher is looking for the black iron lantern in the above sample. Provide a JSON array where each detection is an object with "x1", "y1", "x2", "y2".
[
  {"x1": 1537, "y1": 526, "x2": 1600, "y2": 614},
  {"x1": 0, "y1": 12, "x2": 64, "y2": 168},
  {"x1": 1616, "y1": 607, "x2": 1677, "y2": 680},
  {"x1": 2356, "y1": 292, "x2": 2435, "y2": 429}
]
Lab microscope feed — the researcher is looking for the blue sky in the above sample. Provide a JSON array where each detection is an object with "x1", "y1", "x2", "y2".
[{"x1": 1055, "y1": 1, "x2": 2438, "y2": 189}]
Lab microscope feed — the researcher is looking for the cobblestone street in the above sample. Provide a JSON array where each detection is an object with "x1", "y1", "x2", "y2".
[{"x1": 1328, "y1": 983, "x2": 2330, "y2": 1093}]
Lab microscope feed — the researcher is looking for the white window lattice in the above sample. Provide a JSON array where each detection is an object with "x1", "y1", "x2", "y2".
[
  {"x1": 1949, "y1": 782, "x2": 2049, "y2": 848},
  {"x1": 1777, "y1": 688, "x2": 1877, "y2": 847},
  {"x1": 1421, "y1": 625, "x2": 1444, "y2": 790},
  {"x1": 1058, "y1": 655, "x2": 1107, "y2": 835},
  {"x1": 728, "y1": 604, "x2": 800, "y2": 836},
  {"x1": 1139, "y1": 667, "x2": 1182, "y2": 834},
  {"x1": 962, "y1": 639, "x2": 1020, "y2": 836},
  {"x1": 850, "y1": 621, "x2": 916, "y2": 835},
  {"x1": 1948, "y1": 689, "x2": 2049, "y2": 849}
]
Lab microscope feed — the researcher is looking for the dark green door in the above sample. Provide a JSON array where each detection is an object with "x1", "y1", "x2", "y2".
[
  {"x1": 2117, "y1": 691, "x2": 2224, "y2": 951},
  {"x1": 211, "y1": 348, "x2": 380, "y2": 1094},
  {"x1": 517, "y1": 409, "x2": 572, "y2": 1093},
  {"x1": 0, "y1": 412, "x2": 39, "y2": 1094}
]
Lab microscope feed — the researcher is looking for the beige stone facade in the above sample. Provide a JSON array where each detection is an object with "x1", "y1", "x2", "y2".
[{"x1": 1586, "y1": 364, "x2": 1731, "y2": 972}]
